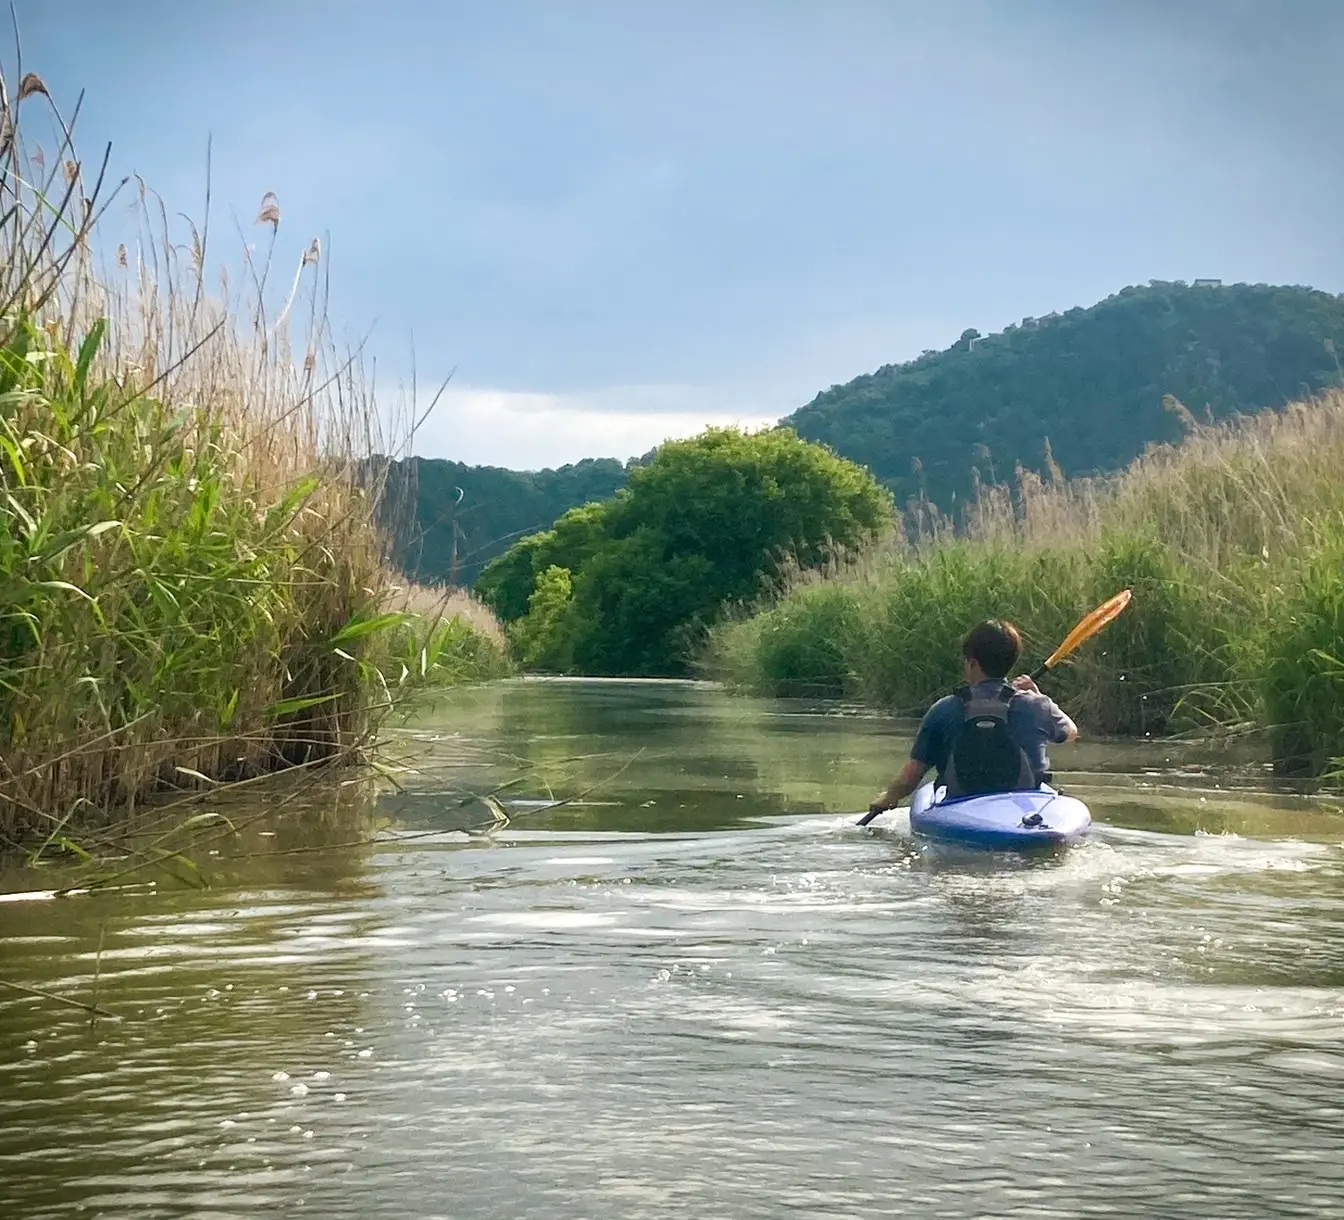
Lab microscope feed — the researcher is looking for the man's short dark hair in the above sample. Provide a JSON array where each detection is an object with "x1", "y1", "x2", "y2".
[{"x1": 962, "y1": 620, "x2": 1022, "y2": 680}]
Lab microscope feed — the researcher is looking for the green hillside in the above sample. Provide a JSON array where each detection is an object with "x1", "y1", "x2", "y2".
[
  {"x1": 381, "y1": 456, "x2": 629, "y2": 585},
  {"x1": 784, "y1": 281, "x2": 1344, "y2": 509},
  {"x1": 388, "y1": 281, "x2": 1344, "y2": 588}
]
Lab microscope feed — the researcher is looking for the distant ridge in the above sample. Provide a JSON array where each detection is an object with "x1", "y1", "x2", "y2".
[
  {"x1": 381, "y1": 456, "x2": 629, "y2": 585},
  {"x1": 395, "y1": 281, "x2": 1344, "y2": 584},
  {"x1": 782, "y1": 281, "x2": 1344, "y2": 509}
]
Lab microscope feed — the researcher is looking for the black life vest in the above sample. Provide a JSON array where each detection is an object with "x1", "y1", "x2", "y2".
[{"x1": 942, "y1": 683, "x2": 1037, "y2": 798}]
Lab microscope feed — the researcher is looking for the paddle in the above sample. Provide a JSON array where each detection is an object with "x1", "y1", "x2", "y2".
[
  {"x1": 1026, "y1": 588, "x2": 1132, "y2": 682},
  {"x1": 857, "y1": 589, "x2": 1133, "y2": 827}
]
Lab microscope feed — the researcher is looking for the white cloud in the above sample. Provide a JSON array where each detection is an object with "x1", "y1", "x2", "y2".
[
  {"x1": 392, "y1": 382, "x2": 781, "y2": 470},
  {"x1": 362, "y1": 309, "x2": 967, "y2": 470}
]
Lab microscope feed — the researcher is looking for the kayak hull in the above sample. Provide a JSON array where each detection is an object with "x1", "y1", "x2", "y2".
[{"x1": 908, "y1": 783, "x2": 1091, "y2": 851}]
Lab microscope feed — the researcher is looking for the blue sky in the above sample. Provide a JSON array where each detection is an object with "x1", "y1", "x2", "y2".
[{"x1": 19, "y1": 1, "x2": 1344, "y2": 468}]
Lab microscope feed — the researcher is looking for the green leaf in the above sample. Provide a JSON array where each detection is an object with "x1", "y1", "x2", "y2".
[
  {"x1": 5, "y1": 492, "x2": 37, "y2": 539},
  {"x1": 74, "y1": 318, "x2": 107, "y2": 395},
  {"x1": 157, "y1": 850, "x2": 208, "y2": 889},
  {"x1": 34, "y1": 579, "x2": 96, "y2": 603},
  {"x1": 328, "y1": 611, "x2": 413, "y2": 649},
  {"x1": 0, "y1": 431, "x2": 26, "y2": 485},
  {"x1": 31, "y1": 580, "x2": 106, "y2": 627},
  {"x1": 266, "y1": 692, "x2": 340, "y2": 718},
  {"x1": 265, "y1": 474, "x2": 321, "y2": 531},
  {"x1": 54, "y1": 837, "x2": 94, "y2": 861},
  {"x1": 32, "y1": 519, "x2": 122, "y2": 566}
]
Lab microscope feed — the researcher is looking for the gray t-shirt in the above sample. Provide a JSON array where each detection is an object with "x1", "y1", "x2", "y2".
[{"x1": 911, "y1": 681, "x2": 1074, "y2": 782}]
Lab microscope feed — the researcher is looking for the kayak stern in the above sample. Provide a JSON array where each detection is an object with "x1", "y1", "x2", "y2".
[{"x1": 908, "y1": 783, "x2": 1091, "y2": 850}]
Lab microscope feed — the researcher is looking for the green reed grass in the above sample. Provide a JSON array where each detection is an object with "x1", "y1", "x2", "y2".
[
  {"x1": 707, "y1": 391, "x2": 1344, "y2": 777},
  {"x1": 1240, "y1": 525, "x2": 1344, "y2": 776},
  {"x1": 0, "y1": 69, "x2": 507, "y2": 847}
]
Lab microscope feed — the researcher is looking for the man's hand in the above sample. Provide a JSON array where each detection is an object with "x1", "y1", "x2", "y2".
[
  {"x1": 1011, "y1": 674, "x2": 1040, "y2": 694},
  {"x1": 867, "y1": 759, "x2": 930, "y2": 817}
]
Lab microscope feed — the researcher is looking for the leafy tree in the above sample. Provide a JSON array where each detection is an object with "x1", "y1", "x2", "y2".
[
  {"x1": 567, "y1": 532, "x2": 720, "y2": 676},
  {"x1": 509, "y1": 565, "x2": 575, "y2": 671},
  {"x1": 473, "y1": 534, "x2": 549, "y2": 622},
  {"x1": 478, "y1": 427, "x2": 892, "y2": 676},
  {"x1": 475, "y1": 500, "x2": 611, "y2": 620},
  {"x1": 784, "y1": 281, "x2": 1344, "y2": 512}
]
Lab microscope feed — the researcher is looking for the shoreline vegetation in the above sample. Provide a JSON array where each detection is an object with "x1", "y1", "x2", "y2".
[
  {"x1": 0, "y1": 71, "x2": 507, "y2": 850},
  {"x1": 475, "y1": 426, "x2": 893, "y2": 678},
  {"x1": 706, "y1": 391, "x2": 1344, "y2": 781},
  {"x1": 9, "y1": 63, "x2": 1340, "y2": 868}
]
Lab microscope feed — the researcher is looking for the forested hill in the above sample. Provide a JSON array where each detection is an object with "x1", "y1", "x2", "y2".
[
  {"x1": 391, "y1": 281, "x2": 1344, "y2": 587},
  {"x1": 783, "y1": 282, "x2": 1344, "y2": 509},
  {"x1": 381, "y1": 456, "x2": 629, "y2": 585}
]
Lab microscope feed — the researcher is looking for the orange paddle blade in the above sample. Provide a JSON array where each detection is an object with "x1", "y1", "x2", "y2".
[{"x1": 1042, "y1": 589, "x2": 1132, "y2": 671}]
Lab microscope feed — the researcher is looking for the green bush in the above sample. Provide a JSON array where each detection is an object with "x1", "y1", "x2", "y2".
[
  {"x1": 707, "y1": 545, "x2": 1094, "y2": 712},
  {"x1": 509, "y1": 565, "x2": 576, "y2": 671},
  {"x1": 479, "y1": 427, "x2": 894, "y2": 677},
  {"x1": 704, "y1": 530, "x2": 1262, "y2": 744},
  {"x1": 856, "y1": 546, "x2": 1085, "y2": 712},
  {"x1": 382, "y1": 602, "x2": 513, "y2": 689},
  {"x1": 0, "y1": 307, "x2": 395, "y2": 835},
  {"x1": 747, "y1": 582, "x2": 875, "y2": 699}
]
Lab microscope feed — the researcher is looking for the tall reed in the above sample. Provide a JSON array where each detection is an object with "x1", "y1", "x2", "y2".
[
  {"x1": 707, "y1": 391, "x2": 1344, "y2": 775},
  {"x1": 0, "y1": 70, "x2": 506, "y2": 845}
]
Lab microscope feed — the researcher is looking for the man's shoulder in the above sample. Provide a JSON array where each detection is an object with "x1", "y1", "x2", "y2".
[
  {"x1": 921, "y1": 692, "x2": 965, "y2": 727},
  {"x1": 1010, "y1": 688, "x2": 1068, "y2": 723},
  {"x1": 1011, "y1": 687, "x2": 1060, "y2": 709},
  {"x1": 912, "y1": 692, "x2": 963, "y2": 765}
]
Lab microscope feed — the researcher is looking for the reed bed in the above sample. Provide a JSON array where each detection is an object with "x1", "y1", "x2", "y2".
[
  {"x1": 0, "y1": 69, "x2": 506, "y2": 847},
  {"x1": 707, "y1": 391, "x2": 1344, "y2": 777}
]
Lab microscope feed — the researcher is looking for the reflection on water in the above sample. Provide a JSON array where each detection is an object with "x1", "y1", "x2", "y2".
[{"x1": 2, "y1": 678, "x2": 1343, "y2": 1218}]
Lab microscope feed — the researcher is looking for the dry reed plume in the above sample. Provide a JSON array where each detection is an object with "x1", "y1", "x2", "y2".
[
  {"x1": 0, "y1": 68, "x2": 506, "y2": 848},
  {"x1": 709, "y1": 389, "x2": 1344, "y2": 776}
]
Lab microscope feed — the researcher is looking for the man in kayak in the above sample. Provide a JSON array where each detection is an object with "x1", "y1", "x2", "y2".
[{"x1": 867, "y1": 619, "x2": 1078, "y2": 817}]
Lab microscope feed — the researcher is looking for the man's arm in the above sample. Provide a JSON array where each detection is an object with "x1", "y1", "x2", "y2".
[
  {"x1": 1012, "y1": 675, "x2": 1078, "y2": 742},
  {"x1": 869, "y1": 758, "x2": 930, "y2": 816},
  {"x1": 868, "y1": 698, "x2": 952, "y2": 816}
]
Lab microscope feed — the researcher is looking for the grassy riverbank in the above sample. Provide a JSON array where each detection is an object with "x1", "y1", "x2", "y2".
[
  {"x1": 0, "y1": 73, "x2": 506, "y2": 846},
  {"x1": 707, "y1": 391, "x2": 1344, "y2": 778}
]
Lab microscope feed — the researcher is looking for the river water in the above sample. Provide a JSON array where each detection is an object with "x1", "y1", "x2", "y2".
[{"x1": 2, "y1": 678, "x2": 1344, "y2": 1219}]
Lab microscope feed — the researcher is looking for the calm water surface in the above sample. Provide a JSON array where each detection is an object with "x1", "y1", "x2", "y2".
[{"x1": 2, "y1": 679, "x2": 1344, "y2": 1219}]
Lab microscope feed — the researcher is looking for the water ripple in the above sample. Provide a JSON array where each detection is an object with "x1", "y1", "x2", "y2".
[{"x1": 3, "y1": 681, "x2": 1344, "y2": 1218}]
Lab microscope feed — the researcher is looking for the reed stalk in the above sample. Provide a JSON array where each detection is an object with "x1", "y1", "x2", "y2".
[{"x1": 0, "y1": 69, "x2": 507, "y2": 846}]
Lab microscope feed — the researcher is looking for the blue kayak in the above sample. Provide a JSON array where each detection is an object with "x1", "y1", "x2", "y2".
[{"x1": 908, "y1": 782, "x2": 1091, "y2": 850}]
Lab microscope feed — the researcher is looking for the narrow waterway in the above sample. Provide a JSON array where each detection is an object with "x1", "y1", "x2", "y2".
[{"x1": 2, "y1": 679, "x2": 1343, "y2": 1218}]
